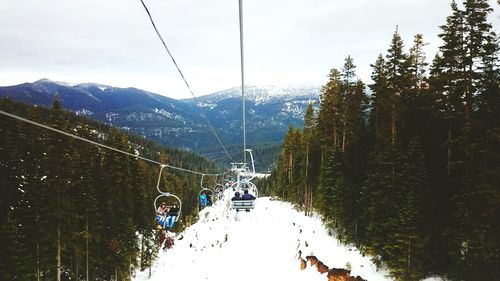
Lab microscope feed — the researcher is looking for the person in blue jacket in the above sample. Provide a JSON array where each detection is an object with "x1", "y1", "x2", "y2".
[
  {"x1": 200, "y1": 193, "x2": 207, "y2": 208},
  {"x1": 241, "y1": 189, "x2": 256, "y2": 200}
]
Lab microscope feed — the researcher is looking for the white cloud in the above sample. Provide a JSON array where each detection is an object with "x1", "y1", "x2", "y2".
[{"x1": 0, "y1": 0, "x2": 499, "y2": 99}]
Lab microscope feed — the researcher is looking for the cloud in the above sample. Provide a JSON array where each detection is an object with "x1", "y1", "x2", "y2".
[{"x1": 0, "y1": 0, "x2": 499, "y2": 99}]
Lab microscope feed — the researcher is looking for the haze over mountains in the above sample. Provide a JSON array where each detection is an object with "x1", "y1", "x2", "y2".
[{"x1": 0, "y1": 79, "x2": 320, "y2": 169}]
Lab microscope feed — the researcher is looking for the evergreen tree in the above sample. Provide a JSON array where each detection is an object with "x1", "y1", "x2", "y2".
[
  {"x1": 0, "y1": 218, "x2": 31, "y2": 281},
  {"x1": 301, "y1": 103, "x2": 320, "y2": 215},
  {"x1": 407, "y1": 34, "x2": 429, "y2": 91},
  {"x1": 0, "y1": 99, "x2": 21, "y2": 223},
  {"x1": 34, "y1": 99, "x2": 74, "y2": 280},
  {"x1": 18, "y1": 106, "x2": 45, "y2": 280},
  {"x1": 317, "y1": 146, "x2": 341, "y2": 228},
  {"x1": 369, "y1": 55, "x2": 392, "y2": 149},
  {"x1": 386, "y1": 27, "x2": 409, "y2": 146},
  {"x1": 317, "y1": 68, "x2": 342, "y2": 151}
]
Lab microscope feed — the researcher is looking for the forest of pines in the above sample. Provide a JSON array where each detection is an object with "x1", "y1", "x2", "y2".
[
  {"x1": 0, "y1": 0, "x2": 499, "y2": 281},
  {"x1": 0, "y1": 98, "x2": 220, "y2": 280},
  {"x1": 262, "y1": 1, "x2": 499, "y2": 280}
]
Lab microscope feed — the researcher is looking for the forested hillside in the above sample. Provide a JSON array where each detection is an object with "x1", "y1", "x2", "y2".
[
  {"x1": 0, "y1": 80, "x2": 318, "y2": 169},
  {"x1": 263, "y1": 1, "x2": 500, "y2": 280},
  {"x1": 0, "y1": 98, "x2": 220, "y2": 280},
  {"x1": 199, "y1": 142, "x2": 282, "y2": 172}
]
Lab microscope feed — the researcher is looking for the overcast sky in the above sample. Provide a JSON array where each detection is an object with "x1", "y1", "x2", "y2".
[{"x1": 0, "y1": 0, "x2": 499, "y2": 99}]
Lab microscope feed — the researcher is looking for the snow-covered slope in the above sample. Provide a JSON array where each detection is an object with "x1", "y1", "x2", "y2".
[{"x1": 134, "y1": 193, "x2": 392, "y2": 281}]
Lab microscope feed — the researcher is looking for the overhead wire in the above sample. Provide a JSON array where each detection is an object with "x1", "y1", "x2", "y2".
[
  {"x1": 0, "y1": 109, "x2": 222, "y2": 177},
  {"x1": 239, "y1": 0, "x2": 247, "y2": 164},
  {"x1": 138, "y1": 0, "x2": 234, "y2": 163}
]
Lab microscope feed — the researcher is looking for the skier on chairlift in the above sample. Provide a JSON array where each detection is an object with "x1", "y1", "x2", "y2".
[
  {"x1": 166, "y1": 204, "x2": 179, "y2": 228},
  {"x1": 155, "y1": 202, "x2": 169, "y2": 228},
  {"x1": 200, "y1": 192, "x2": 207, "y2": 209},
  {"x1": 242, "y1": 189, "x2": 255, "y2": 200}
]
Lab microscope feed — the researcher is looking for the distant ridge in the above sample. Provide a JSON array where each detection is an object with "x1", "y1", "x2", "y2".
[{"x1": 0, "y1": 79, "x2": 321, "y2": 169}]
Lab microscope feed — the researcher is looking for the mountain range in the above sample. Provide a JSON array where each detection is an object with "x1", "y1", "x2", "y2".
[{"x1": 0, "y1": 79, "x2": 320, "y2": 168}]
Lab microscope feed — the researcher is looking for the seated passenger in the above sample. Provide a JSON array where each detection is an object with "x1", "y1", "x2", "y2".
[
  {"x1": 241, "y1": 189, "x2": 256, "y2": 200},
  {"x1": 155, "y1": 202, "x2": 169, "y2": 228},
  {"x1": 157, "y1": 202, "x2": 168, "y2": 215},
  {"x1": 165, "y1": 204, "x2": 179, "y2": 228},
  {"x1": 200, "y1": 193, "x2": 207, "y2": 207},
  {"x1": 231, "y1": 191, "x2": 241, "y2": 201},
  {"x1": 168, "y1": 204, "x2": 179, "y2": 217},
  {"x1": 206, "y1": 193, "x2": 213, "y2": 206}
]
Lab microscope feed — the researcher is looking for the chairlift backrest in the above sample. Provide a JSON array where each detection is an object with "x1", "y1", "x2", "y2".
[
  {"x1": 231, "y1": 199, "x2": 255, "y2": 210},
  {"x1": 153, "y1": 193, "x2": 182, "y2": 221},
  {"x1": 154, "y1": 165, "x2": 182, "y2": 222}
]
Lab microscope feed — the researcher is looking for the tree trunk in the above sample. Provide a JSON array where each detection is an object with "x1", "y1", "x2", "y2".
[
  {"x1": 56, "y1": 224, "x2": 61, "y2": 281},
  {"x1": 86, "y1": 220, "x2": 89, "y2": 281},
  {"x1": 309, "y1": 191, "x2": 313, "y2": 216},
  {"x1": 304, "y1": 144, "x2": 309, "y2": 216},
  {"x1": 304, "y1": 184, "x2": 309, "y2": 216},
  {"x1": 448, "y1": 126, "x2": 452, "y2": 176},
  {"x1": 408, "y1": 235, "x2": 411, "y2": 277},
  {"x1": 36, "y1": 210, "x2": 40, "y2": 281},
  {"x1": 36, "y1": 241, "x2": 40, "y2": 281},
  {"x1": 342, "y1": 119, "x2": 347, "y2": 152},
  {"x1": 76, "y1": 254, "x2": 79, "y2": 281},
  {"x1": 392, "y1": 101, "x2": 397, "y2": 145},
  {"x1": 333, "y1": 115, "x2": 337, "y2": 146}
]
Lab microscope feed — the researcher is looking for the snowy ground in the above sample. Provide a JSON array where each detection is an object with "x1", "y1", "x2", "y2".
[{"x1": 133, "y1": 192, "x2": 393, "y2": 281}]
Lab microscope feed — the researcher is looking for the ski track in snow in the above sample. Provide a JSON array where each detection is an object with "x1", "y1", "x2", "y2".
[{"x1": 133, "y1": 193, "x2": 393, "y2": 281}]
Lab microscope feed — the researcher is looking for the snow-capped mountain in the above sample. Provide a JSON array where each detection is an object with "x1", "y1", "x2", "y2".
[
  {"x1": 0, "y1": 79, "x2": 321, "y2": 167},
  {"x1": 181, "y1": 85, "x2": 320, "y2": 145},
  {"x1": 189, "y1": 85, "x2": 320, "y2": 106}
]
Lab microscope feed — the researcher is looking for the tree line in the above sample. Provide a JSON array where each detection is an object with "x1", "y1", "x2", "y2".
[
  {"x1": 0, "y1": 98, "x2": 220, "y2": 281},
  {"x1": 262, "y1": 1, "x2": 499, "y2": 280}
]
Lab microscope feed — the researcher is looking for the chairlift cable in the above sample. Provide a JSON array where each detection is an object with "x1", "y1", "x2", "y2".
[
  {"x1": 238, "y1": 0, "x2": 247, "y2": 164},
  {"x1": 0, "y1": 109, "x2": 221, "y2": 176},
  {"x1": 138, "y1": 0, "x2": 234, "y2": 163}
]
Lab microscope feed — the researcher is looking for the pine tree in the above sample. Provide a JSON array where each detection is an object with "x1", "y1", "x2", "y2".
[
  {"x1": 386, "y1": 27, "x2": 409, "y2": 146},
  {"x1": 18, "y1": 106, "x2": 45, "y2": 280},
  {"x1": 0, "y1": 218, "x2": 31, "y2": 281},
  {"x1": 384, "y1": 139, "x2": 429, "y2": 281},
  {"x1": 70, "y1": 123, "x2": 101, "y2": 281},
  {"x1": 407, "y1": 34, "x2": 429, "y2": 91},
  {"x1": 317, "y1": 68, "x2": 342, "y2": 151},
  {"x1": 0, "y1": 99, "x2": 22, "y2": 223},
  {"x1": 317, "y1": 146, "x2": 341, "y2": 228},
  {"x1": 369, "y1": 55, "x2": 392, "y2": 149},
  {"x1": 429, "y1": 1, "x2": 500, "y2": 278},
  {"x1": 36, "y1": 98, "x2": 75, "y2": 281},
  {"x1": 301, "y1": 103, "x2": 320, "y2": 216}
]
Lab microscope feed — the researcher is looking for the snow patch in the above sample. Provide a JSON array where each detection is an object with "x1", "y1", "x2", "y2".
[{"x1": 134, "y1": 193, "x2": 391, "y2": 281}]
